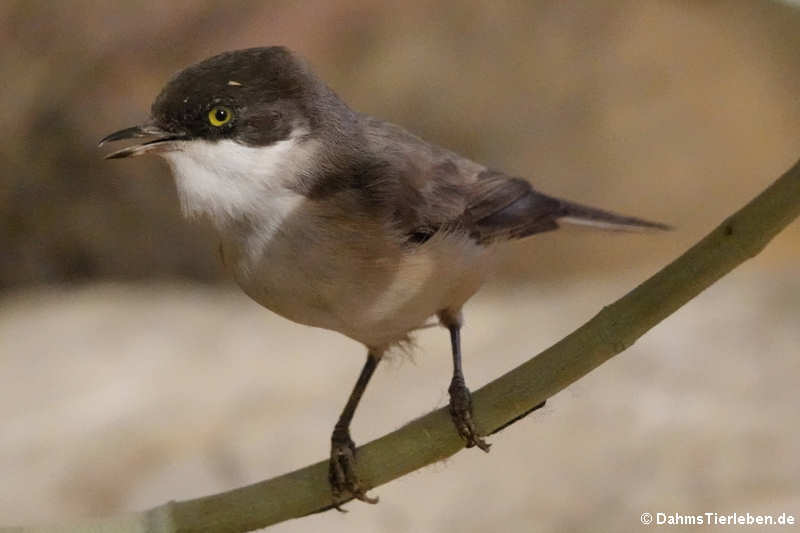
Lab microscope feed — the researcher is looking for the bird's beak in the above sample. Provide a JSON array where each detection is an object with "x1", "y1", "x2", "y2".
[{"x1": 98, "y1": 124, "x2": 185, "y2": 159}]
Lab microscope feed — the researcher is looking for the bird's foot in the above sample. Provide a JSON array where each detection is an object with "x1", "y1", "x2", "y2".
[
  {"x1": 448, "y1": 376, "x2": 491, "y2": 452},
  {"x1": 328, "y1": 428, "x2": 379, "y2": 510}
]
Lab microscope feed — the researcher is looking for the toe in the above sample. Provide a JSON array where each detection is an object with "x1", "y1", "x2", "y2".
[
  {"x1": 448, "y1": 383, "x2": 491, "y2": 451},
  {"x1": 328, "y1": 435, "x2": 379, "y2": 506}
]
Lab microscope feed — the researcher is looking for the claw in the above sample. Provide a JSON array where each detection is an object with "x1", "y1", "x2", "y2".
[
  {"x1": 329, "y1": 430, "x2": 379, "y2": 508},
  {"x1": 448, "y1": 377, "x2": 491, "y2": 452}
]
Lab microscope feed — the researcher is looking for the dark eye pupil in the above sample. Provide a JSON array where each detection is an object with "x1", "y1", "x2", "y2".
[{"x1": 215, "y1": 108, "x2": 228, "y2": 121}]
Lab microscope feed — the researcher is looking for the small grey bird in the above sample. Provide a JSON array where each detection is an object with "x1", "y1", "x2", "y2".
[{"x1": 100, "y1": 46, "x2": 667, "y2": 506}]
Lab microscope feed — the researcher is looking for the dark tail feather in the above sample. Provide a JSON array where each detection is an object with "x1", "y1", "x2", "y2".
[
  {"x1": 556, "y1": 198, "x2": 672, "y2": 232},
  {"x1": 466, "y1": 175, "x2": 670, "y2": 243}
]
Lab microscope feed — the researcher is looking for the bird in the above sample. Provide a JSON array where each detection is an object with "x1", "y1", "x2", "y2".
[{"x1": 99, "y1": 46, "x2": 668, "y2": 506}]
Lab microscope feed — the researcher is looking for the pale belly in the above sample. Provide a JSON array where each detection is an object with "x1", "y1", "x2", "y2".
[{"x1": 222, "y1": 231, "x2": 493, "y2": 350}]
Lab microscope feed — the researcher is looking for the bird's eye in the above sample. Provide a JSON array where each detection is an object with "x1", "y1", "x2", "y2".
[{"x1": 208, "y1": 106, "x2": 233, "y2": 127}]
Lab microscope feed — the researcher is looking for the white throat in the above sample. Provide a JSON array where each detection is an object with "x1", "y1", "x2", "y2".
[{"x1": 161, "y1": 134, "x2": 314, "y2": 228}]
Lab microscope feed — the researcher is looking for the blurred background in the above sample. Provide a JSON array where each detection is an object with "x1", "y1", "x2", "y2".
[{"x1": 1, "y1": 0, "x2": 798, "y2": 531}]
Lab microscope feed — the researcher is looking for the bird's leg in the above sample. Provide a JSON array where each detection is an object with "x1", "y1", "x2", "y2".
[
  {"x1": 443, "y1": 315, "x2": 491, "y2": 452},
  {"x1": 329, "y1": 351, "x2": 380, "y2": 508}
]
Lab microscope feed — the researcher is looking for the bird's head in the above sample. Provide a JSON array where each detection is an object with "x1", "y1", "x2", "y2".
[
  {"x1": 99, "y1": 46, "x2": 320, "y2": 159},
  {"x1": 99, "y1": 47, "x2": 354, "y2": 222}
]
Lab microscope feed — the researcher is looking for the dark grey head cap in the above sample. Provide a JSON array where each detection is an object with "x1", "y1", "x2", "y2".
[{"x1": 150, "y1": 46, "x2": 344, "y2": 146}]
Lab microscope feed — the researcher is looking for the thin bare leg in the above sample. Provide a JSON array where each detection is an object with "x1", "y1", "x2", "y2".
[
  {"x1": 441, "y1": 314, "x2": 490, "y2": 452},
  {"x1": 328, "y1": 351, "x2": 381, "y2": 508}
]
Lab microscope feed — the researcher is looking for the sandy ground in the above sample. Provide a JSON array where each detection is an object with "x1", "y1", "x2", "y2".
[{"x1": 0, "y1": 266, "x2": 798, "y2": 532}]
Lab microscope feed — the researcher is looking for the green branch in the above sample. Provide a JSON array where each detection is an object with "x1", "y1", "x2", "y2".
[{"x1": 5, "y1": 156, "x2": 799, "y2": 533}]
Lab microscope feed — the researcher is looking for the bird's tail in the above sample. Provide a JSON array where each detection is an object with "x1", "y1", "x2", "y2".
[
  {"x1": 467, "y1": 175, "x2": 671, "y2": 243},
  {"x1": 555, "y1": 199, "x2": 672, "y2": 232}
]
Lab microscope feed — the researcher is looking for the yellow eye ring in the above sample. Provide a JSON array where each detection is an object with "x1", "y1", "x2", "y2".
[{"x1": 208, "y1": 106, "x2": 233, "y2": 127}]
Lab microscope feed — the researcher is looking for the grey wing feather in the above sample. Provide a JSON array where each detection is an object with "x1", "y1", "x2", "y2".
[{"x1": 465, "y1": 174, "x2": 561, "y2": 242}]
